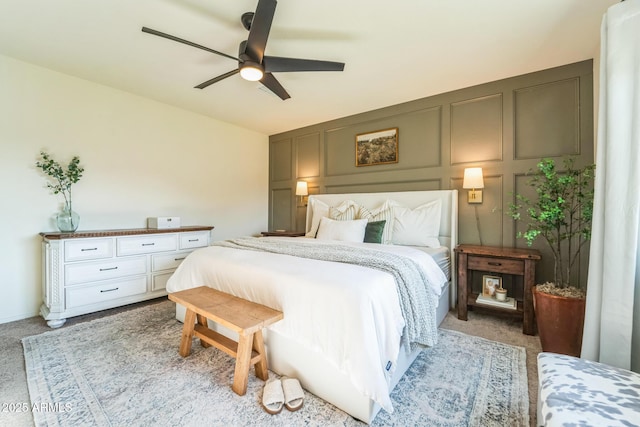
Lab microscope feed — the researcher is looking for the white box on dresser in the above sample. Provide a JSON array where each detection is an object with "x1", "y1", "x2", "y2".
[
  {"x1": 40, "y1": 226, "x2": 213, "y2": 328},
  {"x1": 147, "y1": 216, "x2": 181, "y2": 229}
]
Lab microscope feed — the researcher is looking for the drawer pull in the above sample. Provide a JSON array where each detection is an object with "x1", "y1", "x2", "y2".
[
  {"x1": 142, "y1": 243, "x2": 155, "y2": 247},
  {"x1": 81, "y1": 247, "x2": 98, "y2": 252},
  {"x1": 99, "y1": 266, "x2": 119, "y2": 272},
  {"x1": 100, "y1": 287, "x2": 119, "y2": 293},
  {"x1": 188, "y1": 239, "x2": 199, "y2": 242},
  {"x1": 488, "y1": 262, "x2": 502, "y2": 266},
  {"x1": 174, "y1": 257, "x2": 186, "y2": 261}
]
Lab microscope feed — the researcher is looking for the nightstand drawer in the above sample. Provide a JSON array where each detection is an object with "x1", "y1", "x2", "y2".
[{"x1": 468, "y1": 255, "x2": 524, "y2": 275}]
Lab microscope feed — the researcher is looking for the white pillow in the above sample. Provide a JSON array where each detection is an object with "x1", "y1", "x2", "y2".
[
  {"x1": 315, "y1": 217, "x2": 368, "y2": 242},
  {"x1": 391, "y1": 199, "x2": 442, "y2": 247},
  {"x1": 306, "y1": 198, "x2": 329, "y2": 237},
  {"x1": 329, "y1": 200, "x2": 359, "y2": 221},
  {"x1": 306, "y1": 199, "x2": 360, "y2": 237},
  {"x1": 357, "y1": 200, "x2": 395, "y2": 244}
]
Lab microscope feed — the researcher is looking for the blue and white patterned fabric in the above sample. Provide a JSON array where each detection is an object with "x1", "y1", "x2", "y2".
[{"x1": 537, "y1": 352, "x2": 640, "y2": 426}]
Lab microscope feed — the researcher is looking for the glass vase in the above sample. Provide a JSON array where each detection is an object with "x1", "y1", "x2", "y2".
[{"x1": 57, "y1": 202, "x2": 80, "y2": 232}]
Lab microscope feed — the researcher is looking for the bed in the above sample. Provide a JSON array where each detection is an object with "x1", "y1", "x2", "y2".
[{"x1": 166, "y1": 190, "x2": 458, "y2": 423}]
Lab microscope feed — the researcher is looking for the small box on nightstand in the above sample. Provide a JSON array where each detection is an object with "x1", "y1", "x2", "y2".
[{"x1": 147, "y1": 217, "x2": 181, "y2": 229}]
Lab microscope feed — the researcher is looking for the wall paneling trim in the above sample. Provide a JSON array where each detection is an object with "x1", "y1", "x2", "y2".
[{"x1": 268, "y1": 60, "x2": 594, "y2": 286}]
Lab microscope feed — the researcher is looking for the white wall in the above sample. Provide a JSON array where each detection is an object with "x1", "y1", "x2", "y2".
[{"x1": 0, "y1": 54, "x2": 269, "y2": 323}]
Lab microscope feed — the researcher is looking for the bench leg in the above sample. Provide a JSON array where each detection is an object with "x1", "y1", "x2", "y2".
[
  {"x1": 253, "y1": 330, "x2": 269, "y2": 381},
  {"x1": 179, "y1": 309, "x2": 196, "y2": 357},
  {"x1": 196, "y1": 314, "x2": 211, "y2": 348},
  {"x1": 232, "y1": 332, "x2": 254, "y2": 396}
]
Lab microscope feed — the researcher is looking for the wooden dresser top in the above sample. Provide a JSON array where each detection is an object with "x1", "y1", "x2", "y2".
[{"x1": 40, "y1": 225, "x2": 214, "y2": 240}]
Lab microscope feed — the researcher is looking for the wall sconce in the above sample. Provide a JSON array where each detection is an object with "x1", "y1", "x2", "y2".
[
  {"x1": 463, "y1": 167, "x2": 484, "y2": 204},
  {"x1": 296, "y1": 181, "x2": 308, "y2": 207}
]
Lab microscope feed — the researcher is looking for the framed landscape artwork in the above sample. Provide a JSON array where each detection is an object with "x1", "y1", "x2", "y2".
[{"x1": 355, "y1": 127, "x2": 399, "y2": 167}]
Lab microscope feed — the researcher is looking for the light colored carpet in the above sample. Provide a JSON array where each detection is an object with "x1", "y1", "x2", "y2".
[{"x1": 21, "y1": 300, "x2": 529, "y2": 427}]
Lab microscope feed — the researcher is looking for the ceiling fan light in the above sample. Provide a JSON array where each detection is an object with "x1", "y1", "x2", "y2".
[{"x1": 240, "y1": 63, "x2": 264, "y2": 81}]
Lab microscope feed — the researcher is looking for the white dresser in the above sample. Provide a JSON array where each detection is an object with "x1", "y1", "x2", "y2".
[{"x1": 40, "y1": 226, "x2": 213, "y2": 328}]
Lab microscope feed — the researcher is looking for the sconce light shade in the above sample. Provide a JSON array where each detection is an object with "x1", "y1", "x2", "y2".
[
  {"x1": 295, "y1": 181, "x2": 308, "y2": 196},
  {"x1": 463, "y1": 167, "x2": 484, "y2": 203},
  {"x1": 295, "y1": 181, "x2": 309, "y2": 207},
  {"x1": 463, "y1": 167, "x2": 484, "y2": 189}
]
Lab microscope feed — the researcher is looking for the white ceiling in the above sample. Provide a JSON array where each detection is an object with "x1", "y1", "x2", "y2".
[{"x1": 0, "y1": 0, "x2": 619, "y2": 135}]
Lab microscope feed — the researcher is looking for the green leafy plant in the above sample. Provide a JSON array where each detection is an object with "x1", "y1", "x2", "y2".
[
  {"x1": 508, "y1": 157, "x2": 595, "y2": 294},
  {"x1": 35, "y1": 151, "x2": 84, "y2": 208}
]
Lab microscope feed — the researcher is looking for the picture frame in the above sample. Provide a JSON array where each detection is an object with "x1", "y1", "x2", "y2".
[
  {"x1": 355, "y1": 127, "x2": 398, "y2": 167},
  {"x1": 482, "y1": 275, "x2": 502, "y2": 297}
]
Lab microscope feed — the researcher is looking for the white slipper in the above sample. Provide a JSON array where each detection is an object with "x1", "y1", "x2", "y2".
[
  {"x1": 282, "y1": 377, "x2": 304, "y2": 412},
  {"x1": 262, "y1": 378, "x2": 284, "y2": 415}
]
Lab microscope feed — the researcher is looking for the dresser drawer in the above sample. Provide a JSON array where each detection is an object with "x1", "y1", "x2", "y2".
[
  {"x1": 66, "y1": 276, "x2": 147, "y2": 308},
  {"x1": 152, "y1": 272, "x2": 173, "y2": 291},
  {"x1": 65, "y1": 238, "x2": 113, "y2": 262},
  {"x1": 152, "y1": 251, "x2": 190, "y2": 272},
  {"x1": 179, "y1": 231, "x2": 209, "y2": 250},
  {"x1": 65, "y1": 256, "x2": 147, "y2": 285},
  {"x1": 117, "y1": 234, "x2": 177, "y2": 256},
  {"x1": 468, "y1": 255, "x2": 524, "y2": 275}
]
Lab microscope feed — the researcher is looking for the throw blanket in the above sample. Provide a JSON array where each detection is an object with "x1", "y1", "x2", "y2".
[{"x1": 214, "y1": 237, "x2": 439, "y2": 348}]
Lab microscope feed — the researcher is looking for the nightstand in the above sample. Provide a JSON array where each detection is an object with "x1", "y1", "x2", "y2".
[
  {"x1": 260, "y1": 231, "x2": 305, "y2": 237},
  {"x1": 455, "y1": 244, "x2": 541, "y2": 335}
]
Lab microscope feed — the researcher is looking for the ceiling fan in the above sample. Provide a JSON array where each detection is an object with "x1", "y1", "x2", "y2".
[{"x1": 141, "y1": 0, "x2": 345, "y2": 100}]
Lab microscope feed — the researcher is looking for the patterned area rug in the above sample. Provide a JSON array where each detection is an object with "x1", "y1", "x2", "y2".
[{"x1": 23, "y1": 301, "x2": 528, "y2": 426}]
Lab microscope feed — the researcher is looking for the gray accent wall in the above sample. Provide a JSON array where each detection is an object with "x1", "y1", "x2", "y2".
[{"x1": 268, "y1": 60, "x2": 594, "y2": 286}]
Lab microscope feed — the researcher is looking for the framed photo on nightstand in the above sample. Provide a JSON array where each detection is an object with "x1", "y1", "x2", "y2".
[{"x1": 482, "y1": 275, "x2": 502, "y2": 297}]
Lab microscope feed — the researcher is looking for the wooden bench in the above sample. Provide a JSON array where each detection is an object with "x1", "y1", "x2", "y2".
[{"x1": 168, "y1": 286, "x2": 284, "y2": 396}]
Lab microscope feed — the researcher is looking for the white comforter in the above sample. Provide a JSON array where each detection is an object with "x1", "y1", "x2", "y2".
[{"x1": 166, "y1": 237, "x2": 447, "y2": 412}]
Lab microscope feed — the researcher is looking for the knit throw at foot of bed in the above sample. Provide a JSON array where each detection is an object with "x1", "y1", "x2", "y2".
[{"x1": 22, "y1": 301, "x2": 529, "y2": 426}]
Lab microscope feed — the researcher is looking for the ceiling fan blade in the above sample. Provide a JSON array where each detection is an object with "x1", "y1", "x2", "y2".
[
  {"x1": 245, "y1": 0, "x2": 277, "y2": 62},
  {"x1": 260, "y1": 72, "x2": 290, "y2": 100},
  {"x1": 263, "y1": 56, "x2": 345, "y2": 73},
  {"x1": 195, "y1": 69, "x2": 239, "y2": 89},
  {"x1": 141, "y1": 27, "x2": 238, "y2": 61}
]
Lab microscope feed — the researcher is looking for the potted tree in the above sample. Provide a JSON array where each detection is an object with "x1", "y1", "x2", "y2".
[{"x1": 508, "y1": 157, "x2": 595, "y2": 356}]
